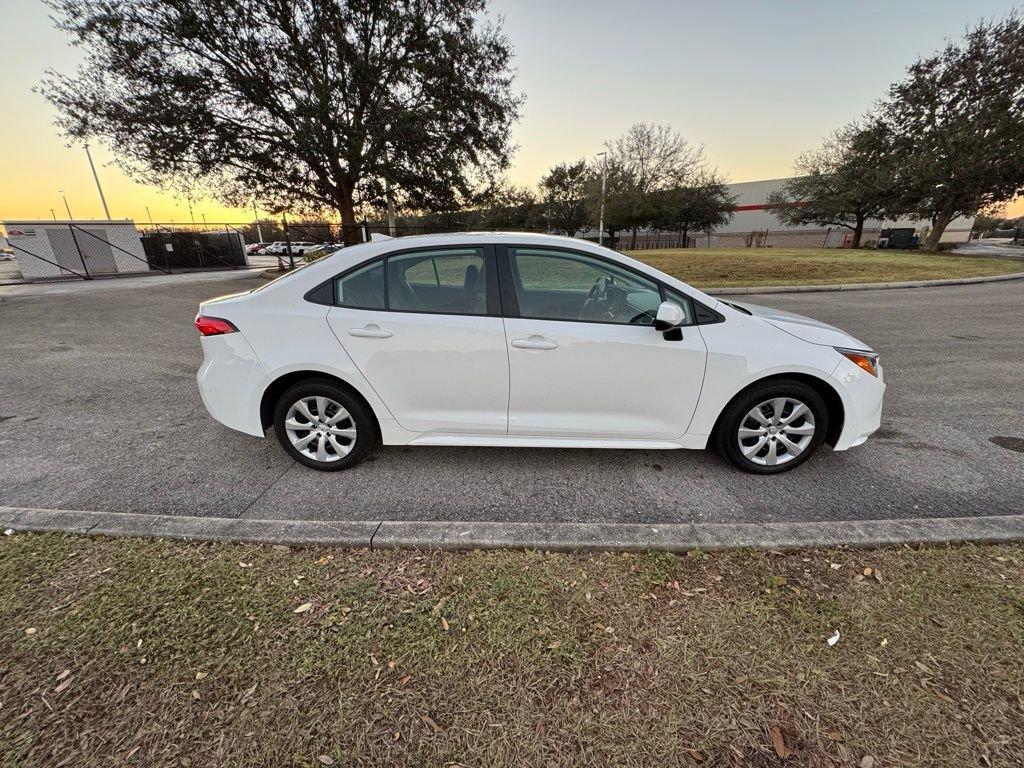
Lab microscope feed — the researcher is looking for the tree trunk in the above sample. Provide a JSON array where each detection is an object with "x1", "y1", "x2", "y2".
[
  {"x1": 924, "y1": 210, "x2": 955, "y2": 252},
  {"x1": 630, "y1": 227, "x2": 638, "y2": 250},
  {"x1": 850, "y1": 215, "x2": 865, "y2": 249},
  {"x1": 682, "y1": 226, "x2": 689, "y2": 248},
  {"x1": 336, "y1": 186, "x2": 360, "y2": 247}
]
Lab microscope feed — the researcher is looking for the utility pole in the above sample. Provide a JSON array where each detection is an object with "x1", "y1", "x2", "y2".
[
  {"x1": 59, "y1": 189, "x2": 73, "y2": 219},
  {"x1": 146, "y1": 206, "x2": 155, "y2": 227},
  {"x1": 83, "y1": 143, "x2": 111, "y2": 219},
  {"x1": 597, "y1": 151, "x2": 608, "y2": 247},
  {"x1": 385, "y1": 178, "x2": 397, "y2": 237},
  {"x1": 252, "y1": 201, "x2": 264, "y2": 243}
]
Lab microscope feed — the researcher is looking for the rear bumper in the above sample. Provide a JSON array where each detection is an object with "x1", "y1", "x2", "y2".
[
  {"x1": 196, "y1": 333, "x2": 267, "y2": 436},
  {"x1": 830, "y1": 357, "x2": 885, "y2": 451}
]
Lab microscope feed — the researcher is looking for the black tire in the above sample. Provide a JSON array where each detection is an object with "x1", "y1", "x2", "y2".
[
  {"x1": 273, "y1": 378, "x2": 377, "y2": 471},
  {"x1": 714, "y1": 379, "x2": 828, "y2": 475}
]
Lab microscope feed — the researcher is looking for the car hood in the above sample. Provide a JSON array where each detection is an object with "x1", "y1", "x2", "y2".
[{"x1": 727, "y1": 300, "x2": 871, "y2": 350}]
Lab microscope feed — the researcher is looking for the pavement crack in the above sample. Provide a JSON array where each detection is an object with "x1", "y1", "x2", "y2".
[
  {"x1": 368, "y1": 520, "x2": 384, "y2": 551},
  {"x1": 234, "y1": 461, "x2": 295, "y2": 520}
]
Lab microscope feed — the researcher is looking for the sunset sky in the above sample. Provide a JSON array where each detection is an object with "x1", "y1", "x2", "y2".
[{"x1": 1, "y1": 0, "x2": 1021, "y2": 224}]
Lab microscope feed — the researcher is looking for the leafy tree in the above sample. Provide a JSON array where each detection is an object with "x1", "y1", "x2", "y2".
[
  {"x1": 538, "y1": 160, "x2": 593, "y2": 237},
  {"x1": 766, "y1": 124, "x2": 893, "y2": 249},
  {"x1": 867, "y1": 13, "x2": 1024, "y2": 251},
  {"x1": 647, "y1": 173, "x2": 735, "y2": 246},
  {"x1": 602, "y1": 123, "x2": 709, "y2": 248},
  {"x1": 472, "y1": 181, "x2": 542, "y2": 230},
  {"x1": 41, "y1": 0, "x2": 521, "y2": 244}
]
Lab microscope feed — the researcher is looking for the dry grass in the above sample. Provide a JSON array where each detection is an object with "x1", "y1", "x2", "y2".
[
  {"x1": 1, "y1": 534, "x2": 1022, "y2": 767},
  {"x1": 626, "y1": 248, "x2": 1022, "y2": 288}
]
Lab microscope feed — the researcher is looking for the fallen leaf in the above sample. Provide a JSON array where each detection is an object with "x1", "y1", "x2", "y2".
[
  {"x1": 546, "y1": 641, "x2": 561, "y2": 650},
  {"x1": 293, "y1": 602, "x2": 313, "y2": 614},
  {"x1": 317, "y1": 756, "x2": 335, "y2": 766},
  {"x1": 195, "y1": 671, "x2": 208, "y2": 681},
  {"x1": 24, "y1": 628, "x2": 36, "y2": 635},
  {"x1": 687, "y1": 748, "x2": 705, "y2": 763},
  {"x1": 420, "y1": 713, "x2": 441, "y2": 733},
  {"x1": 861, "y1": 756, "x2": 875, "y2": 768},
  {"x1": 242, "y1": 682, "x2": 258, "y2": 698},
  {"x1": 54, "y1": 679, "x2": 72, "y2": 694},
  {"x1": 829, "y1": 562, "x2": 842, "y2": 570},
  {"x1": 827, "y1": 730, "x2": 844, "y2": 742},
  {"x1": 56, "y1": 669, "x2": 71, "y2": 681},
  {"x1": 440, "y1": 617, "x2": 449, "y2": 631},
  {"x1": 770, "y1": 726, "x2": 789, "y2": 758}
]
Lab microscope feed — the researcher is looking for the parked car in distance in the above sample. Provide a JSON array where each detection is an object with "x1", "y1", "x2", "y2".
[{"x1": 195, "y1": 233, "x2": 884, "y2": 474}]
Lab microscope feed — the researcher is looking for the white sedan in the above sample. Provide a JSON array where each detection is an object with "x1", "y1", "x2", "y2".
[{"x1": 195, "y1": 233, "x2": 884, "y2": 474}]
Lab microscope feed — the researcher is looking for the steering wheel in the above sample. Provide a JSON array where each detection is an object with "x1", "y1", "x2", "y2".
[
  {"x1": 578, "y1": 276, "x2": 613, "y2": 320},
  {"x1": 628, "y1": 310, "x2": 655, "y2": 325}
]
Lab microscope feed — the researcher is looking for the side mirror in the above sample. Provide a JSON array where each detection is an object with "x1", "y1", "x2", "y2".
[
  {"x1": 654, "y1": 301, "x2": 684, "y2": 331},
  {"x1": 654, "y1": 301, "x2": 685, "y2": 341}
]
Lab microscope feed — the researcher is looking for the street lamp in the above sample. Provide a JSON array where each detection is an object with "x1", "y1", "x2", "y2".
[
  {"x1": 597, "y1": 151, "x2": 608, "y2": 247},
  {"x1": 84, "y1": 143, "x2": 111, "y2": 219},
  {"x1": 252, "y1": 200, "x2": 264, "y2": 243},
  {"x1": 59, "y1": 189, "x2": 73, "y2": 219}
]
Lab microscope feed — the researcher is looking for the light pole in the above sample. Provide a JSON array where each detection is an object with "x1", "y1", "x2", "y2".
[
  {"x1": 146, "y1": 206, "x2": 155, "y2": 228},
  {"x1": 252, "y1": 200, "x2": 264, "y2": 243},
  {"x1": 50, "y1": 209, "x2": 57, "y2": 220},
  {"x1": 59, "y1": 189, "x2": 73, "y2": 219},
  {"x1": 84, "y1": 143, "x2": 111, "y2": 219},
  {"x1": 201, "y1": 213, "x2": 208, "y2": 229},
  {"x1": 597, "y1": 151, "x2": 608, "y2": 247}
]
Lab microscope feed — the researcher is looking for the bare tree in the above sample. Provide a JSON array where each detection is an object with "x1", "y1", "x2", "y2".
[{"x1": 603, "y1": 123, "x2": 708, "y2": 248}]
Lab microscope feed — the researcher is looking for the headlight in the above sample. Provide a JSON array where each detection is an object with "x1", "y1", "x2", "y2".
[{"x1": 835, "y1": 347, "x2": 879, "y2": 377}]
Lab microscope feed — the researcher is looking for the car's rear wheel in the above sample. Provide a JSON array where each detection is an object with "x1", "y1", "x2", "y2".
[
  {"x1": 715, "y1": 379, "x2": 828, "y2": 474},
  {"x1": 273, "y1": 379, "x2": 376, "y2": 471}
]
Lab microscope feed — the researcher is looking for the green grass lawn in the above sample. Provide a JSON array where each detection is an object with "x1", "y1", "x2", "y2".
[
  {"x1": 2, "y1": 533, "x2": 1022, "y2": 767},
  {"x1": 626, "y1": 248, "x2": 1023, "y2": 288}
]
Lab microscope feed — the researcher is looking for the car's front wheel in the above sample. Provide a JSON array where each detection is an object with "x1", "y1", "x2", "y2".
[
  {"x1": 273, "y1": 379, "x2": 377, "y2": 471},
  {"x1": 715, "y1": 379, "x2": 828, "y2": 474}
]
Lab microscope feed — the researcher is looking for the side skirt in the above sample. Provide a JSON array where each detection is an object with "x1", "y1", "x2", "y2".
[{"x1": 405, "y1": 434, "x2": 693, "y2": 450}]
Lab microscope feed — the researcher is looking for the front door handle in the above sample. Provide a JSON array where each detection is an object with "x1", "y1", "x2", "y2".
[
  {"x1": 349, "y1": 324, "x2": 393, "y2": 339},
  {"x1": 511, "y1": 336, "x2": 558, "y2": 350}
]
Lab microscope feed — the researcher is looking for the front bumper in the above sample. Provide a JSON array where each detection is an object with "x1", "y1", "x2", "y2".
[{"x1": 829, "y1": 356, "x2": 885, "y2": 450}]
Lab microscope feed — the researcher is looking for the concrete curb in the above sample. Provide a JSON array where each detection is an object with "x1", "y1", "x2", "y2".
[
  {"x1": 3, "y1": 506, "x2": 1022, "y2": 552},
  {"x1": 707, "y1": 269, "x2": 1024, "y2": 296}
]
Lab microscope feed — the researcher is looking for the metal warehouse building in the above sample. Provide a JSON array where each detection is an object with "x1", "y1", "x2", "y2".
[{"x1": 626, "y1": 177, "x2": 975, "y2": 249}]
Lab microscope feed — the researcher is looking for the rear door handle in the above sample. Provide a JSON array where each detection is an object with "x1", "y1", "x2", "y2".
[
  {"x1": 511, "y1": 336, "x2": 558, "y2": 350},
  {"x1": 349, "y1": 324, "x2": 393, "y2": 339}
]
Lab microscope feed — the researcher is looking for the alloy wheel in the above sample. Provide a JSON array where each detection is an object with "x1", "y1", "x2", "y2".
[
  {"x1": 736, "y1": 397, "x2": 816, "y2": 467},
  {"x1": 284, "y1": 396, "x2": 357, "y2": 463}
]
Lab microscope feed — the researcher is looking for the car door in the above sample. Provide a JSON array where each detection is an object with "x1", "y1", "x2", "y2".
[
  {"x1": 500, "y1": 245, "x2": 707, "y2": 440},
  {"x1": 326, "y1": 245, "x2": 509, "y2": 435}
]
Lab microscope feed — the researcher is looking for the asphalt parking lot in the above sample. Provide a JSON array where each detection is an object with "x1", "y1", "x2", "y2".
[{"x1": 0, "y1": 272, "x2": 1021, "y2": 526}]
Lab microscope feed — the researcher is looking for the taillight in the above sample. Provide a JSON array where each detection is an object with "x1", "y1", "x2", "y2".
[{"x1": 195, "y1": 315, "x2": 238, "y2": 336}]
